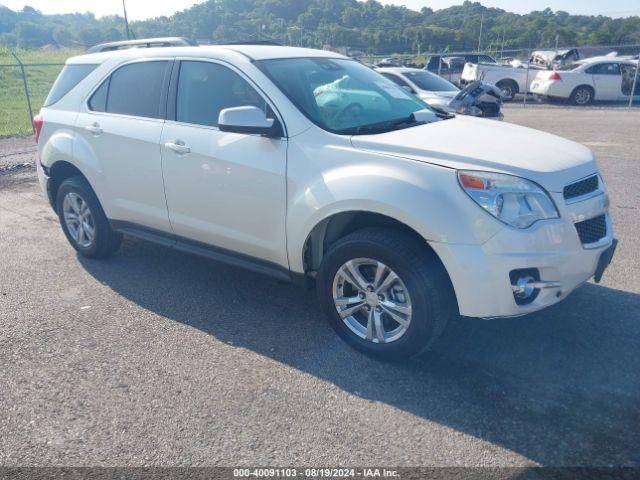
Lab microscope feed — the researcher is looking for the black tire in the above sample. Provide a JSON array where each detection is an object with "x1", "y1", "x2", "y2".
[
  {"x1": 570, "y1": 85, "x2": 594, "y2": 106},
  {"x1": 496, "y1": 80, "x2": 518, "y2": 101},
  {"x1": 317, "y1": 228, "x2": 456, "y2": 359},
  {"x1": 56, "y1": 176, "x2": 122, "y2": 259}
]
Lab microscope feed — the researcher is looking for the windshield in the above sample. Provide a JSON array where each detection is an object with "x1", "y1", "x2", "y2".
[
  {"x1": 256, "y1": 58, "x2": 442, "y2": 134},
  {"x1": 403, "y1": 71, "x2": 459, "y2": 92}
]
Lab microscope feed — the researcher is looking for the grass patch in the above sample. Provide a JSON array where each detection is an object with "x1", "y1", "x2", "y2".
[{"x1": 0, "y1": 48, "x2": 82, "y2": 137}]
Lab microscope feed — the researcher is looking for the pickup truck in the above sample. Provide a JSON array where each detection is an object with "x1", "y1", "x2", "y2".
[
  {"x1": 460, "y1": 62, "x2": 546, "y2": 99},
  {"x1": 426, "y1": 53, "x2": 498, "y2": 86}
]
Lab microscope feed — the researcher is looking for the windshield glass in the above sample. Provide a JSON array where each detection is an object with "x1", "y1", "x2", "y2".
[
  {"x1": 256, "y1": 58, "x2": 441, "y2": 134},
  {"x1": 403, "y1": 71, "x2": 459, "y2": 92}
]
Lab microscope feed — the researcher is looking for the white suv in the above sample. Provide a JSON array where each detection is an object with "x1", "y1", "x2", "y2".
[{"x1": 36, "y1": 44, "x2": 616, "y2": 358}]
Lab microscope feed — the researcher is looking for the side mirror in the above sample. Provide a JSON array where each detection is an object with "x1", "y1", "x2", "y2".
[
  {"x1": 401, "y1": 85, "x2": 416, "y2": 94},
  {"x1": 218, "y1": 106, "x2": 281, "y2": 137}
]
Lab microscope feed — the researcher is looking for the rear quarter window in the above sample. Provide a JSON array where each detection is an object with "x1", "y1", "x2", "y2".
[{"x1": 44, "y1": 64, "x2": 98, "y2": 107}]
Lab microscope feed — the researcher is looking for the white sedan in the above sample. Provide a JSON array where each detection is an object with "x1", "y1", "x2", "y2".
[
  {"x1": 376, "y1": 67, "x2": 503, "y2": 118},
  {"x1": 530, "y1": 57, "x2": 639, "y2": 105},
  {"x1": 375, "y1": 67, "x2": 461, "y2": 110}
]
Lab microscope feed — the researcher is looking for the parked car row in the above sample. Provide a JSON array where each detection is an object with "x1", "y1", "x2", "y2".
[{"x1": 461, "y1": 55, "x2": 639, "y2": 105}]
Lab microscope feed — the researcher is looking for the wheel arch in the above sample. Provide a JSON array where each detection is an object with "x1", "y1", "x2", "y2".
[
  {"x1": 571, "y1": 84, "x2": 595, "y2": 101},
  {"x1": 301, "y1": 210, "x2": 446, "y2": 278},
  {"x1": 48, "y1": 160, "x2": 93, "y2": 213}
]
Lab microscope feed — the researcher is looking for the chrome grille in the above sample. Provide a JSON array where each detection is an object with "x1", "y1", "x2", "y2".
[
  {"x1": 564, "y1": 175, "x2": 599, "y2": 200},
  {"x1": 575, "y1": 215, "x2": 607, "y2": 245}
]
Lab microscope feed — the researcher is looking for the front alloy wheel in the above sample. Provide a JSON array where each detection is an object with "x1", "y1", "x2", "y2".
[
  {"x1": 317, "y1": 228, "x2": 456, "y2": 359},
  {"x1": 332, "y1": 258, "x2": 412, "y2": 344}
]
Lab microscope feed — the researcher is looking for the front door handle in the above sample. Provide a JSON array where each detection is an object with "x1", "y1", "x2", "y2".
[
  {"x1": 164, "y1": 141, "x2": 190, "y2": 155},
  {"x1": 84, "y1": 123, "x2": 103, "y2": 135}
]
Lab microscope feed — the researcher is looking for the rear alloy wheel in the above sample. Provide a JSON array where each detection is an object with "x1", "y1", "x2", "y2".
[
  {"x1": 571, "y1": 86, "x2": 594, "y2": 106},
  {"x1": 496, "y1": 80, "x2": 517, "y2": 100},
  {"x1": 56, "y1": 176, "x2": 122, "y2": 259},
  {"x1": 62, "y1": 192, "x2": 95, "y2": 249}
]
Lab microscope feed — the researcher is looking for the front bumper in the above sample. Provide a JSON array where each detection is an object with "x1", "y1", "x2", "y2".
[{"x1": 430, "y1": 191, "x2": 615, "y2": 318}]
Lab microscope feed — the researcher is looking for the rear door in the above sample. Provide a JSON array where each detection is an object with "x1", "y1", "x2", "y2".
[
  {"x1": 160, "y1": 59, "x2": 288, "y2": 268},
  {"x1": 587, "y1": 62, "x2": 622, "y2": 100},
  {"x1": 75, "y1": 59, "x2": 173, "y2": 232}
]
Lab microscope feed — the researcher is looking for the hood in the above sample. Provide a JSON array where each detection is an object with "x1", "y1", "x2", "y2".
[
  {"x1": 350, "y1": 115, "x2": 597, "y2": 192},
  {"x1": 419, "y1": 91, "x2": 458, "y2": 108}
]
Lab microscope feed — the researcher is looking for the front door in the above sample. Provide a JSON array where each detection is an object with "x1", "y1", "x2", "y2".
[{"x1": 160, "y1": 60, "x2": 288, "y2": 268}]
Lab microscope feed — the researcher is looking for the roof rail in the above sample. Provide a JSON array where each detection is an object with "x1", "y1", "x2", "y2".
[
  {"x1": 85, "y1": 37, "x2": 198, "y2": 54},
  {"x1": 221, "y1": 40, "x2": 282, "y2": 46}
]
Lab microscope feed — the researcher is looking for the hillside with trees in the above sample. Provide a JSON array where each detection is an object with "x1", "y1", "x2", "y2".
[{"x1": 1, "y1": 0, "x2": 639, "y2": 54}]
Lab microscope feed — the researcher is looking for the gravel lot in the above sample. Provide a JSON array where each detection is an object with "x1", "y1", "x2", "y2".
[{"x1": 1, "y1": 105, "x2": 639, "y2": 468}]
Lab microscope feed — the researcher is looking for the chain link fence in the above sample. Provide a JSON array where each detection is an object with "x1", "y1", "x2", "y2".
[
  {"x1": 1, "y1": 43, "x2": 639, "y2": 139},
  {"x1": 0, "y1": 50, "x2": 73, "y2": 138}
]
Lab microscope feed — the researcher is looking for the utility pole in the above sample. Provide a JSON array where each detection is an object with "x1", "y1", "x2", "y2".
[
  {"x1": 629, "y1": 52, "x2": 639, "y2": 110},
  {"x1": 122, "y1": 0, "x2": 131, "y2": 40},
  {"x1": 477, "y1": 14, "x2": 484, "y2": 52}
]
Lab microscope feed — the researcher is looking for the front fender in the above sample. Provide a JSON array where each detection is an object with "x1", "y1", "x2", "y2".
[{"x1": 286, "y1": 129, "x2": 503, "y2": 273}]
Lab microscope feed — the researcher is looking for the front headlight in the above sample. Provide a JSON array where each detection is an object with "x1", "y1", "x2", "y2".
[
  {"x1": 455, "y1": 104, "x2": 483, "y2": 116},
  {"x1": 457, "y1": 170, "x2": 559, "y2": 228}
]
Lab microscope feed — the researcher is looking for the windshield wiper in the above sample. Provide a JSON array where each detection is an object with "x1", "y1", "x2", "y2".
[
  {"x1": 342, "y1": 109, "x2": 453, "y2": 136},
  {"x1": 341, "y1": 115, "x2": 423, "y2": 135},
  {"x1": 358, "y1": 118, "x2": 422, "y2": 134}
]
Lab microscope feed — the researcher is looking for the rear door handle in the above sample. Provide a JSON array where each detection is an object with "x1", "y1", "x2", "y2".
[
  {"x1": 84, "y1": 123, "x2": 103, "y2": 135},
  {"x1": 164, "y1": 141, "x2": 190, "y2": 155}
]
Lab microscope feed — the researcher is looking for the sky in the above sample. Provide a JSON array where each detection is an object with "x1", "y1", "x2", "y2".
[{"x1": 1, "y1": 0, "x2": 639, "y2": 20}]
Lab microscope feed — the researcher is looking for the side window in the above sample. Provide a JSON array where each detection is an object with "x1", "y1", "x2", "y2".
[
  {"x1": 44, "y1": 64, "x2": 98, "y2": 107},
  {"x1": 176, "y1": 61, "x2": 268, "y2": 127},
  {"x1": 380, "y1": 73, "x2": 412, "y2": 90},
  {"x1": 88, "y1": 78, "x2": 109, "y2": 112},
  {"x1": 587, "y1": 63, "x2": 621, "y2": 75},
  {"x1": 104, "y1": 61, "x2": 168, "y2": 118}
]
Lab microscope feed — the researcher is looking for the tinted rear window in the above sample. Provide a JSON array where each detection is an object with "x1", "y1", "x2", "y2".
[
  {"x1": 404, "y1": 71, "x2": 458, "y2": 92},
  {"x1": 44, "y1": 64, "x2": 98, "y2": 107},
  {"x1": 105, "y1": 61, "x2": 168, "y2": 119}
]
